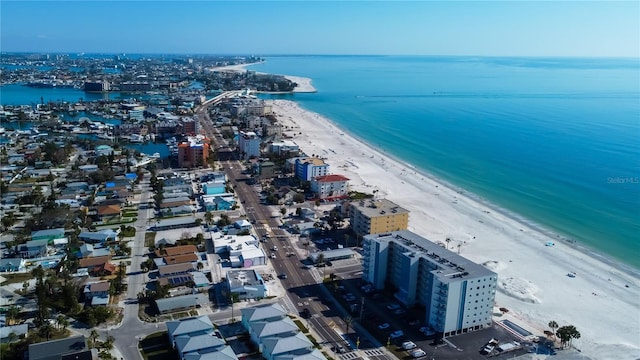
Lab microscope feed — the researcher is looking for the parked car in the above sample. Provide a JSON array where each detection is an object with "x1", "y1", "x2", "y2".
[
  {"x1": 402, "y1": 341, "x2": 417, "y2": 350},
  {"x1": 393, "y1": 308, "x2": 406, "y2": 315},
  {"x1": 411, "y1": 349, "x2": 426, "y2": 358},
  {"x1": 270, "y1": 253, "x2": 276, "y2": 259},
  {"x1": 378, "y1": 323, "x2": 390, "y2": 330},
  {"x1": 390, "y1": 330, "x2": 404, "y2": 339},
  {"x1": 386, "y1": 303, "x2": 401, "y2": 310},
  {"x1": 278, "y1": 273, "x2": 288, "y2": 279}
]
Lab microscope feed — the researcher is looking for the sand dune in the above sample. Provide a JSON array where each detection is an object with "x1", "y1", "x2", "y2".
[{"x1": 269, "y1": 99, "x2": 640, "y2": 359}]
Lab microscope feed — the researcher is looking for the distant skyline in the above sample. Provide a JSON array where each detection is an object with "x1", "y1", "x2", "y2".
[{"x1": 1, "y1": 1, "x2": 638, "y2": 57}]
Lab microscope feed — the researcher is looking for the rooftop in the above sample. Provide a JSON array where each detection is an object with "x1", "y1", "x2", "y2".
[
  {"x1": 350, "y1": 198, "x2": 409, "y2": 218},
  {"x1": 366, "y1": 230, "x2": 496, "y2": 283}
]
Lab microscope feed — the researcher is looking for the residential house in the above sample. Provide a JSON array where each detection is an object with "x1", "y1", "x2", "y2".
[
  {"x1": 153, "y1": 217, "x2": 199, "y2": 231},
  {"x1": 158, "y1": 262, "x2": 196, "y2": 277},
  {"x1": 0, "y1": 323, "x2": 28, "y2": 343},
  {"x1": 310, "y1": 174, "x2": 349, "y2": 200},
  {"x1": 78, "y1": 255, "x2": 113, "y2": 276},
  {"x1": 167, "y1": 315, "x2": 215, "y2": 344},
  {"x1": 31, "y1": 228, "x2": 66, "y2": 242},
  {"x1": 28, "y1": 335, "x2": 90, "y2": 360},
  {"x1": 19, "y1": 239, "x2": 48, "y2": 258},
  {"x1": 241, "y1": 303, "x2": 324, "y2": 360},
  {"x1": 155, "y1": 244, "x2": 198, "y2": 258},
  {"x1": 77, "y1": 243, "x2": 112, "y2": 258},
  {"x1": 96, "y1": 204, "x2": 121, "y2": 221},
  {"x1": 83, "y1": 281, "x2": 110, "y2": 306},
  {"x1": 0, "y1": 257, "x2": 26, "y2": 272},
  {"x1": 78, "y1": 229, "x2": 119, "y2": 244}
]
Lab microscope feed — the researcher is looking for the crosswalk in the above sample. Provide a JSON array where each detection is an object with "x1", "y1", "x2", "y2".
[{"x1": 339, "y1": 348, "x2": 386, "y2": 360}]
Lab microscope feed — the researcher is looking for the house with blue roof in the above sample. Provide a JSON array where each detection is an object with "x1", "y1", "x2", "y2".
[
  {"x1": 19, "y1": 239, "x2": 48, "y2": 258},
  {"x1": 167, "y1": 315, "x2": 215, "y2": 345},
  {"x1": 0, "y1": 258, "x2": 26, "y2": 272},
  {"x1": 30, "y1": 228, "x2": 65, "y2": 243}
]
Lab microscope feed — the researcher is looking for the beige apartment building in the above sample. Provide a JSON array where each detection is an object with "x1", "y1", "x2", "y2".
[{"x1": 349, "y1": 198, "x2": 409, "y2": 238}]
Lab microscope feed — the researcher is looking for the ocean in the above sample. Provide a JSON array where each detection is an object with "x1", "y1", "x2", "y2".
[{"x1": 247, "y1": 56, "x2": 640, "y2": 269}]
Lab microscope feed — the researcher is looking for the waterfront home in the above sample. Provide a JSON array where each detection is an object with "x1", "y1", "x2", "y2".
[
  {"x1": 0, "y1": 257, "x2": 27, "y2": 272},
  {"x1": 269, "y1": 140, "x2": 299, "y2": 156},
  {"x1": 310, "y1": 174, "x2": 350, "y2": 201},
  {"x1": 18, "y1": 239, "x2": 48, "y2": 258}
]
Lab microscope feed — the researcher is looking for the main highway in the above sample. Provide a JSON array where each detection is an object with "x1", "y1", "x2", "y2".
[{"x1": 195, "y1": 95, "x2": 394, "y2": 360}]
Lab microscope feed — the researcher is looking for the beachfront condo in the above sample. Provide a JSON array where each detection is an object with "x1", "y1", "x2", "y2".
[
  {"x1": 362, "y1": 230, "x2": 497, "y2": 337},
  {"x1": 238, "y1": 131, "x2": 261, "y2": 159},
  {"x1": 349, "y1": 199, "x2": 409, "y2": 238},
  {"x1": 294, "y1": 157, "x2": 330, "y2": 181}
]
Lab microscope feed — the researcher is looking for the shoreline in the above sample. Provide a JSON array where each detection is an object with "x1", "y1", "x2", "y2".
[
  {"x1": 209, "y1": 63, "x2": 317, "y2": 93},
  {"x1": 267, "y1": 98, "x2": 640, "y2": 359}
]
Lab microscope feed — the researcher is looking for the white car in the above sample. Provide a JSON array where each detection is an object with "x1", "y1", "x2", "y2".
[
  {"x1": 390, "y1": 330, "x2": 404, "y2": 339},
  {"x1": 411, "y1": 349, "x2": 426, "y2": 358},
  {"x1": 402, "y1": 341, "x2": 417, "y2": 350},
  {"x1": 270, "y1": 253, "x2": 276, "y2": 259}
]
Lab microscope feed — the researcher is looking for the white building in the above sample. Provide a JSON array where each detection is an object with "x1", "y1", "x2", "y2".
[
  {"x1": 310, "y1": 174, "x2": 350, "y2": 200},
  {"x1": 238, "y1": 131, "x2": 261, "y2": 159},
  {"x1": 227, "y1": 269, "x2": 269, "y2": 300},
  {"x1": 270, "y1": 140, "x2": 299, "y2": 156},
  {"x1": 362, "y1": 230, "x2": 497, "y2": 337}
]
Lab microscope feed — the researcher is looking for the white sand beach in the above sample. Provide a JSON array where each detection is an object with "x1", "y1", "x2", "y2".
[
  {"x1": 209, "y1": 64, "x2": 316, "y2": 93},
  {"x1": 268, "y1": 99, "x2": 640, "y2": 359}
]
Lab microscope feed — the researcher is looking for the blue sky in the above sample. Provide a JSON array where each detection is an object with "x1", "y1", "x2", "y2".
[{"x1": 1, "y1": 1, "x2": 638, "y2": 57}]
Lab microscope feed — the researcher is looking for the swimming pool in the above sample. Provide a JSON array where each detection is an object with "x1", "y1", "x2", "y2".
[{"x1": 501, "y1": 319, "x2": 532, "y2": 337}]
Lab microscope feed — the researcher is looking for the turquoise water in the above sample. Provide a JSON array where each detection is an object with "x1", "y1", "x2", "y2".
[{"x1": 248, "y1": 56, "x2": 640, "y2": 269}]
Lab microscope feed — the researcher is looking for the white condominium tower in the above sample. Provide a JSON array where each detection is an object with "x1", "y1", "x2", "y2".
[{"x1": 362, "y1": 230, "x2": 497, "y2": 337}]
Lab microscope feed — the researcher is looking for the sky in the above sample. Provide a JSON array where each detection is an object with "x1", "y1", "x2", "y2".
[{"x1": 1, "y1": 1, "x2": 638, "y2": 57}]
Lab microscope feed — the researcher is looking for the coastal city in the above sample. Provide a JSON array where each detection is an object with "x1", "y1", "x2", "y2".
[{"x1": 0, "y1": 52, "x2": 632, "y2": 360}]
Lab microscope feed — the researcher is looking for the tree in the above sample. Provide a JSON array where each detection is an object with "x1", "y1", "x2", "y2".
[
  {"x1": 556, "y1": 325, "x2": 581, "y2": 349},
  {"x1": 56, "y1": 314, "x2": 69, "y2": 331},
  {"x1": 90, "y1": 329, "x2": 99, "y2": 347},
  {"x1": 548, "y1": 320, "x2": 559, "y2": 340},
  {"x1": 197, "y1": 262, "x2": 204, "y2": 271},
  {"x1": 6, "y1": 306, "x2": 20, "y2": 326},
  {"x1": 344, "y1": 316, "x2": 353, "y2": 334},
  {"x1": 280, "y1": 207, "x2": 287, "y2": 216},
  {"x1": 204, "y1": 211, "x2": 213, "y2": 225}
]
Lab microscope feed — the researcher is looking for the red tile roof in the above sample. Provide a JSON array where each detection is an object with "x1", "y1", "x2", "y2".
[{"x1": 314, "y1": 174, "x2": 350, "y2": 182}]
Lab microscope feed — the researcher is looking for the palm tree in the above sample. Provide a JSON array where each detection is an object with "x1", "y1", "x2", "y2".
[
  {"x1": 445, "y1": 237, "x2": 452, "y2": 250},
  {"x1": 90, "y1": 329, "x2": 99, "y2": 347},
  {"x1": 197, "y1": 262, "x2": 204, "y2": 271},
  {"x1": 556, "y1": 325, "x2": 580, "y2": 349},
  {"x1": 548, "y1": 320, "x2": 559, "y2": 341},
  {"x1": 56, "y1": 314, "x2": 66, "y2": 330},
  {"x1": 344, "y1": 316, "x2": 353, "y2": 334}
]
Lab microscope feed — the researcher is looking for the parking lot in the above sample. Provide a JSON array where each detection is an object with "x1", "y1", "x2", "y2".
[{"x1": 328, "y1": 277, "x2": 532, "y2": 360}]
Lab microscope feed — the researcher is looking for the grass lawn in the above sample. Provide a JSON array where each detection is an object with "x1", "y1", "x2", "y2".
[
  {"x1": 145, "y1": 232, "x2": 156, "y2": 248},
  {"x1": 139, "y1": 332, "x2": 178, "y2": 360},
  {"x1": 1, "y1": 272, "x2": 33, "y2": 285}
]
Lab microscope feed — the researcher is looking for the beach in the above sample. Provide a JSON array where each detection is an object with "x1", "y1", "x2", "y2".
[
  {"x1": 268, "y1": 98, "x2": 640, "y2": 359},
  {"x1": 210, "y1": 63, "x2": 316, "y2": 93}
]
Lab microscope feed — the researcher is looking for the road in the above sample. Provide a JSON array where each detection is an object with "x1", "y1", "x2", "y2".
[{"x1": 194, "y1": 97, "x2": 394, "y2": 360}]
